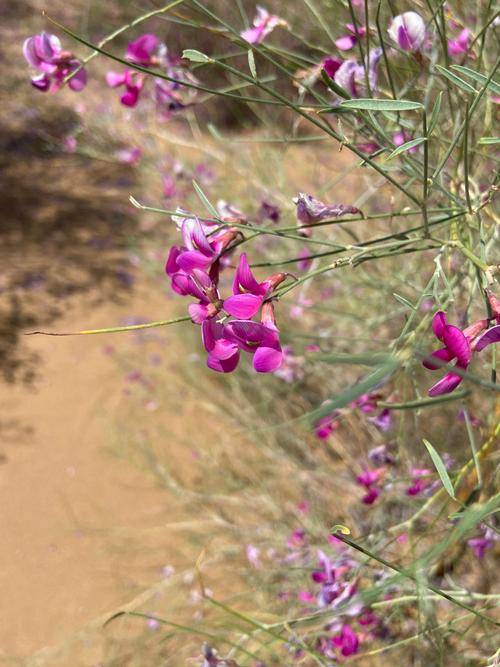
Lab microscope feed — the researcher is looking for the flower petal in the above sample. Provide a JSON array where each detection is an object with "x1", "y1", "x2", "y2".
[
  {"x1": 474, "y1": 325, "x2": 500, "y2": 352},
  {"x1": 253, "y1": 344, "x2": 283, "y2": 373},
  {"x1": 422, "y1": 346, "x2": 453, "y2": 370},
  {"x1": 428, "y1": 372, "x2": 463, "y2": 396},
  {"x1": 207, "y1": 351, "x2": 240, "y2": 373},
  {"x1": 335, "y1": 35, "x2": 356, "y2": 51},
  {"x1": 233, "y1": 253, "x2": 261, "y2": 294},
  {"x1": 432, "y1": 311, "x2": 447, "y2": 340},
  {"x1": 443, "y1": 325, "x2": 471, "y2": 366},
  {"x1": 224, "y1": 293, "x2": 263, "y2": 319}
]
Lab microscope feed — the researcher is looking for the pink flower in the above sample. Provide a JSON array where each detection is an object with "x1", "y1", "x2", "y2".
[
  {"x1": 467, "y1": 527, "x2": 497, "y2": 559},
  {"x1": 357, "y1": 467, "x2": 385, "y2": 504},
  {"x1": 406, "y1": 468, "x2": 432, "y2": 496},
  {"x1": 125, "y1": 34, "x2": 160, "y2": 66},
  {"x1": 387, "y1": 12, "x2": 426, "y2": 52},
  {"x1": 322, "y1": 56, "x2": 342, "y2": 78},
  {"x1": 423, "y1": 311, "x2": 491, "y2": 396},
  {"x1": 223, "y1": 309, "x2": 283, "y2": 373},
  {"x1": 332, "y1": 48, "x2": 382, "y2": 98},
  {"x1": 293, "y1": 193, "x2": 361, "y2": 236},
  {"x1": 223, "y1": 253, "x2": 287, "y2": 319},
  {"x1": 448, "y1": 28, "x2": 471, "y2": 58},
  {"x1": 297, "y1": 248, "x2": 313, "y2": 272},
  {"x1": 314, "y1": 411, "x2": 340, "y2": 439},
  {"x1": 115, "y1": 146, "x2": 142, "y2": 165},
  {"x1": 23, "y1": 32, "x2": 87, "y2": 93},
  {"x1": 106, "y1": 69, "x2": 145, "y2": 107},
  {"x1": 241, "y1": 6, "x2": 288, "y2": 44},
  {"x1": 332, "y1": 624, "x2": 359, "y2": 657},
  {"x1": 335, "y1": 23, "x2": 367, "y2": 51}
]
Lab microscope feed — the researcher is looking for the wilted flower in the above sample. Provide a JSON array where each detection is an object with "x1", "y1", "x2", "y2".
[
  {"x1": 293, "y1": 193, "x2": 361, "y2": 235},
  {"x1": 335, "y1": 23, "x2": 367, "y2": 51},
  {"x1": 448, "y1": 28, "x2": 471, "y2": 58},
  {"x1": 23, "y1": 32, "x2": 87, "y2": 92},
  {"x1": 241, "y1": 6, "x2": 288, "y2": 44},
  {"x1": 388, "y1": 12, "x2": 426, "y2": 52}
]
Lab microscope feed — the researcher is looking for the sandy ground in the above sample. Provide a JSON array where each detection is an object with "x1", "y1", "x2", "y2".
[{"x1": 0, "y1": 284, "x2": 194, "y2": 662}]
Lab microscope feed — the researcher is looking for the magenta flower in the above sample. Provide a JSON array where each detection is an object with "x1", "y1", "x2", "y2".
[
  {"x1": 176, "y1": 217, "x2": 238, "y2": 275},
  {"x1": 448, "y1": 28, "x2": 471, "y2": 58},
  {"x1": 333, "y1": 48, "x2": 382, "y2": 98},
  {"x1": 314, "y1": 411, "x2": 340, "y2": 439},
  {"x1": 125, "y1": 34, "x2": 160, "y2": 66},
  {"x1": 332, "y1": 624, "x2": 359, "y2": 657},
  {"x1": 106, "y1": 69, "x2": 145, "y2": 107},
  {"x1": 223, "y1": 253, "x2": 287, "y2": 319},
  {"x1": 406, "y1": 468, "x2": 432, "y2": 496},
  {"x1": 201, "y1": 319, "x2": 240, "y2": 372},
  {"x1": 223, "y1": 315, "x2": 283, "y2": 373},
  {"x1": 335, "y1": 23, "x2": 367, "y2": 51},
  {"x1": 423, "y1": 311, "x2": 490, "y2": 396},
  {"x1": 241, "y1": 6, "x2": 288, "y2": 44},
  {"x1": 357, "y1": 467, "x2": 385, "y2": 505},
  {"x1": 23, "y1": 32, "x2": 87, "y2": 93},
  {"x1": 322, "y1": 56, "x2": 342, "y2": 78},
  {"x1": 293, "y1": 193, "x2": 361, "y2": 236},
  {"x1": 387, "y1": 12, "x2": 426, "y2": 52}
]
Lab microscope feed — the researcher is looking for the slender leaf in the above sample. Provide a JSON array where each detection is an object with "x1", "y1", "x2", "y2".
[
  {"x1": 340, "y1": 99, "x2": 423, "y2": 111},
  {"x1": 321, "y1": 69, "x2": 351, "y2": 99},
  {"x1": 423, "y1": 439, "x2": 455, "y2": 498},
  {"x1": 477, "y1": 136, "x2": 500, "y2": 145},
  {"x1": 434, "y1": 65, "x2": 477, "y2": 94},
  {"x1": 386, "y1": 138, "x2": 426, "y2": 160},
  {"x1": 182, "y1": 48, "x2": 212, "y2": 63},
  {"x1": 428, "y1": 91, "x2": 443, "y2": 136},
  {"x1": 451, "y1": 64, "x2": 500, "y2": 95},
  {"x1": 392, "y1": 292, "x2": 417, "y2": 309},
  {"x1": 247, "y1": 49, "x2": 257, "y2": 78},
  {"x1": 192, "y1": 180, "x2": 219, "y2": 217}
]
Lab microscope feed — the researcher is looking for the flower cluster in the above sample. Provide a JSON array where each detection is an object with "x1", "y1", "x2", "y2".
[
  {"x1": 166, "y1": 214, "x2": 289, "y2": 374},
  {"x1": 106, "y1": 33, "x2": 198, "y2": 117},
  {"x1": 23, "y1": 32, "x2": 87, "y2": 92}
]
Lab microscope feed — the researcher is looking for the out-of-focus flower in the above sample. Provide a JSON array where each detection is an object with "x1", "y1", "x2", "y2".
[
  {"x1": 297, "y1": 248, "x2": 313, "y2": 272},
  {"x1": 246, "y1": 544, "x2": 261, "y2": 568},
  {"x1": 216, "y1": 199, "x2": 247, "y2": 223},
  {"x1": 258, "y1": 201, "x2": 280, "y2": 223},
  {"x1": 332, "y1": 624, "x2": 360, "y2": 656},
  {"x1": 369, "y1": 407, "x2": 393, "y2": 432},
  {"x1": 314, "y1": 411, "x2": 340, "y2": 439},
  {"x1": 335, "y1": 23, "x2": 367, "y2": 51},
  {"x1": 333, "y1": 48, "x2": 382, "y2": 97},
  {"x1": 322, "y1": 56, "x2": 342, "y2": 78},
  {"x1": 162, "y1": 174, "x2": 176, "y2": 198},
  {"x1": 293, "y1": 193, "x2": 361, "y2": 236},
  {"x1": 106, "y1": 69, "x2": 145, "y2": 107},
  {"x1": 241, "y1": 6, "x2": 288, "y2": 44},
  {"x1": 406, "y1": 468, "x2": 433, "y2": 496},
  {"x1": 388, "y1": 12, "x2": 426, "y2": 52},
  {"x1": 467, "y1": 527, "x2": 498, "y2": 559},
  {"x1": 116, "y1": 146, "x2": 142, "y2": 165},
  {"x1": 23, "y1": 32, "x2": 87, "y2": 92},
  {"x1": 423, "y1": 311, "x2": 490, "y2": 395},
  {"x1": 368, "y1": 444, "x2": 395, "y2": 465},
  {"x1": 274, "y1": 345, "x2": 305, "y2": 383},
  {"x1": 357, "y1": 467, "x2": 385, "y2": 504},
  {"x1": 448, "y1": 28, "x2": 471, "y2": 58}
]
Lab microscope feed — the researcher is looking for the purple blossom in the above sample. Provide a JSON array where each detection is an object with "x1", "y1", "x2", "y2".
[
  {"x1": 335, "y1": 23, "x2": 367, "y2": 51},
  {"x1": 333, "y1": 48, "x2": 382, "y2": 98},
  {"x1": 258, "y1": 201, "x2": 280, "y2": 223},
  {"x1": 322, "y1": 56, "x2": 342, "y2": 78},
  {"x1": 406, "y1": 468, "x2": 433, "y2": 496},
  {"x1": 293, "y1": 193, "x2": 361, "y2": 236},
  {"x1": 332, "y1": 624, "x2": 360, "y2": 657},
  {"x1": 467, "y1": 527, "x2": 497, "y2": 559},
  {"x1": 448, "y1": 28, "x2": 471, "y2": 58},
  {"x1": 125, "y1": 34, "x2": 160, "y2": 65},
  {"x1": 23, "y1": 32, "x2": 87, "y2": 93},
  {"x1": 314, "y1": 411, "x2": 340, "y2": 439},
  {"x1": 357, "y1": 467, "x2": 385, "y2": 504},
  {"x1": 369, "y1": 407, "x2": 393, "y2": 432},
  {"x1": 223, "y1": 309, "x2": 283, "y2": 373},
  {"x1": 387, "y1": 12, "x2": 426, "y2": 52},
  {"x1": 241, "y1": 6, "x2": 288, "y2": 44}
]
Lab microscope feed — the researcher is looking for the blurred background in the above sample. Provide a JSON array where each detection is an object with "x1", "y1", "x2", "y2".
[{"x1": 1, "y1": 1, "x2": 498, "y2": 666}]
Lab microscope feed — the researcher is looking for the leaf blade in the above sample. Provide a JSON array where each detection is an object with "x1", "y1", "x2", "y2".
[
  {"x1": 423, "y1": 439, "x2": 455, "y2": 498},
  {"x1": 340, "y1": 98, "x2": 423, "y2": 111}
]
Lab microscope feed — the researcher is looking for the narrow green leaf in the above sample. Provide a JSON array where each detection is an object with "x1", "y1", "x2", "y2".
[
  {"x1": 386, "y1": 138, "x2": 426, "y2": 160},
  {"x1": 392, "y1": 292, "x2": 416, "y2": 309},
  {"x1": 434, "y1": 65, "x2": 477, "y2": 94},
  {"x1": 313, "y1": 352, "x2": 393, "y2": 365},
  {"x1": 477, "y1": 136, "x2": 500, "y2": 145},
  {"x1": 423, "y1": 439, "x2": 455, "y2": 498},
  {"x1": 247, "y1": 49, "x2": 257, "y2": 78},
  {"x1": 182, "y1": 49, "x2": 212, "y2": 63},
  {"x1": 192, "y1": 180, "x2": 219, "y2": 218},
  {"x1": 321, "y1": 69, "x2": 351, "y2": 99},
  {"x1": 428, "y1": 91, "x2": 443, "y2": 136},
  {"x1": 340, "y1": 98, "x2": 423, "y2": 111},
  {"x1": 451, "y1": 64, "x2": 500, "y2": 96}
]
